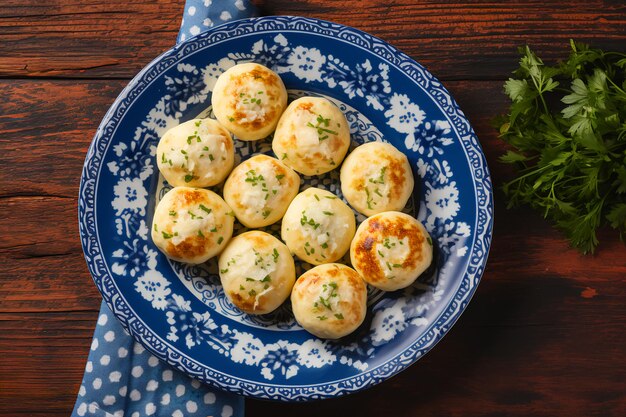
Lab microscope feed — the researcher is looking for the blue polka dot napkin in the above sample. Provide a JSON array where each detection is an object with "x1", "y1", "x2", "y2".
[
  {"x1": 71, "y1": 302, "x2": 242, "y2": 417},
  {"x1": 178, "y1": 0, "x2": 258, "y2": 44},
  {"x1": 72, "y1": 1, "x2": 257, "y2": 416}
]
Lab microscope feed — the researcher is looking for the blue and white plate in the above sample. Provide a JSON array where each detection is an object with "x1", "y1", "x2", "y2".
[{"x1": 79, "y1": 16, "x2": 493, "y2": 401}]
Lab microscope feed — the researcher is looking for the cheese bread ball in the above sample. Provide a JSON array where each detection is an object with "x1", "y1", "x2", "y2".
[
  {"x1": 281, "y1": 187, "x2": 355, "y2": 265},
  {"x1": 218, "y1": 231, "x2": 295, "y2": 315},
  {"x1": 340, "y1": 141, "x2": 414, "y2": 216},
  {"x1": 211, "y1": 63, "x2": 288, "y2": 141},
  {"x1": 223, "y1": 154, "x2": 300, "y2": 228},
  {"x1": 156, "y1": 118, "x2": 234, "y2": 187},
  {"x1": 350, "y1": 211, "x2": 433, "y2": 291},
  {"x1": 272, "y1": 97, "x2": 351, "y2": 175},
  {"x1": 291, "y1": 263, "x2": 367, "y2": 339},
  {"x1": 151, "y1": 187, "x2": 235, "y2": 264}
]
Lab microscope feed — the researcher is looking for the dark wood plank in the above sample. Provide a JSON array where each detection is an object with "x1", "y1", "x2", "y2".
[
  {"x1": 0, "y1": 312, "x2": 96, "y2": 414},
  {"x1": 0, "y1": 0, "x2": 624, "y2": 80},
  {"x1": 0, "y1": 80, "x2": 120, "y2": 198}
]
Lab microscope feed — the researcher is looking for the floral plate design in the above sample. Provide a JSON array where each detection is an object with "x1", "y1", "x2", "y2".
[{"x1": 79, "y1": 16, "x2": 493, "y2": 401}]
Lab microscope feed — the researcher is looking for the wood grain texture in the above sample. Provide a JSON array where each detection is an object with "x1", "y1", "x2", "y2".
[
  {"x1": 0, "y1": 0, "x2": 624, "y2": 80},
  {"x1": 0, "y1": 0, "x2": 625, "y2": 416}
]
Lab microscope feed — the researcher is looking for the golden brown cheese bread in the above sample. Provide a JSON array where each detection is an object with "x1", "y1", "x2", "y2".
[
  {"x1": 223, "y1": 154, "x2": 300, "y2": 228},
  {"x1": 151, "y1": 187, "x2": 234, "y2": 264},
  {"x1": 218, "y1": 231, "x2": 295, "y2": 315},
  {"x1": 272, "y1": 97, "x2": 350, "y2": 175},
  {"x1": 350, "y1": 211, "x2": 433, "y2": 291},
  {"x1": 211, "y1": 63, "x2": 288, "y2": 141},
  {"x1": 340, "y1": 141, "x2": 414, "y2": 216},
  {"x1": 281, "y1": 187, "x2": 355, "y2": 265},
  {"x1": 291, "y1": 263, "x2": 367, "y2": 339},
  {"x1": 156, "y1": 118, "x2": 234, "y2": 188}
]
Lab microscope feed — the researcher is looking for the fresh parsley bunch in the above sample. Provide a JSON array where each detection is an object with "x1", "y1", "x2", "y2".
[{"x1": 497, "y1": 41, "x2": 626, "y2": 253}]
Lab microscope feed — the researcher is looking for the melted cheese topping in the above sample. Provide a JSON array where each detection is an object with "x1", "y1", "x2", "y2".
[
  {"x1": 291, "y1": 263, "x2": 367, "y2": 339},
  {"x1": 151, "y1": 187, "x2": 234, "y2": 264},
  {"x1": 223, "y1": 155, "x2": 300, "y2": 228},
  {"x1": 169, "y1": 206, "x2": 216, "y2": 246},
  {"x1": 157, "y1": 119, "x2": 234, "y2": 188},
  {"x1": 350, "y1": 211, "x2": 433, "y2": 291},
  {"x1": 233, "y1": 80, "x2": 269, "y2": 124},
  {"x1": 218, "y1": 231, "x2": 295, "y2": 314},
  {"x1": 340, "y1": 141, "x2": 414, "y2": 216},
  {"x1": 211, "y1": 63, "x2": 288, "y2": 141},
  {"x1": 272, "y1": 97, "x2": 351, "y2": 175},
  {"x1": 281, "y1": 188, "x2": 356, "y2": 265},
  {"x1": 374, "y1": 236, "x2": 410, "y2": 279}
]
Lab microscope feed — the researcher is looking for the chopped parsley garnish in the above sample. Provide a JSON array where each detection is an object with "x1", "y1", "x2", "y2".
[
  {"x1": 334, "y1": 313, "x2": 344, "y2": 320},
  {"x1": 199, "y1": 204, "x2": 212, "y2": 214},
  {"x1": 261, "y1": 275, "x2": 271, "y2": 283},
  {"x1": 316, "y1": 282, "x2": 338, "y2": 312},
  {"x1": 188, "y1": 210, "x2": 203, "y2": 220},
  {"x1": 313, "y1": 194, "x2": 320, "y2": 201},
  {"x1": 239, "y1": 285, "x2": 245, "y2": 291},
  {"x1": 228, "y1": 116, "x2": 235, "y2": 122},
  {"x1": 426, "y1": 236, "x2": 433, "y2": 246},
  {"x1": 365, "y1": 187, "x2": 374, "y2": 209},
  {"x1": 300, "y1": 211, "x2": 320, "y2": 229},
  {"x1": 383, "y1": 238, "x2": 396, "y2": 249},
  {"x1": 197, "y1": 230, "x2": 205, "y2": 238},
  {"x1": 160, "y1": 152, "x2": 172, "y2": 166},
  {"x1": 184, "y1": 173, "x2": 195, "y2": 183},
  {"x1": 245, "y1": 169, "x2": 264, "y2": 186},
  {"x1": 386, "y1": 261, "x2": 402, "y2": 271},
  {"x1": 162, "y1": 231, "x2": 173, "y2": 239},
  {"x1": 306, "y1": 114, "x2": 338, "y2": 142},
  {"x1": 262, "y1": 209, "x2": 272, "y2": 219},
  {"x1": 369, "y1": 166, "x2": 387, "y2": 185},
  {"x1": 321, "y1": 242, "x2": 328, "y2": 249},
  {"x1": 272, "y1": 248, "x2": 279, "y2": 263},
  {"x1": 153, "y1": 223, "x2": 158, "y2": 232},
  {"x1": 169, "y1": 210, "x2": 176, "y2": 217},
  {"x1": 281, "y1": 153, "x2": 288, "y2": 160},
  {"x1": 322, "y1": 211, "x2": 334, "y2": 216},
  {"x1": 377, "y1": 250, "x2": 385, "y2": 258},
  {"x1": 194, "y1": 120, "x2": 202, "y2": 127},
  {"x1": 246, "y1": 169, "x2": 272, "y2": 200},
  {"x1": 317, "y1": 315, "x2": 328, "y2": 321},
  {"x1": 220, "y1": 268, "x2": 229, "y2": 274},
  {"x1": 217, "y1": 236, "x2": 224, "y2": 244},
  {"x1": 210, "y1": 226, "x2": 218, "y2": 233},
  {"x1": 275, "y1": 174, "x2": 285, "y2": 181},
  {"x1": 248, "y1": 289, "x2": 257, "y2": 297}
]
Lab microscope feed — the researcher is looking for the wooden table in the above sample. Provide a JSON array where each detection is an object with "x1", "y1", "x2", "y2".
[{"x1": 1, "y1": 1, "x2": 625, "y2": 415}]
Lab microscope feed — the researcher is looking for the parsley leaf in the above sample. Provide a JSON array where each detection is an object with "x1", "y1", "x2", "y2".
[{"x1": 497, "y1": 40, "x2": 626, "y2": 253}]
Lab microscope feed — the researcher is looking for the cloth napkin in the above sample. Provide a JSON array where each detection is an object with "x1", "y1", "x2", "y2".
[{"x1": 71, "y1": 1, "x2": 257, "y2": 416}]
